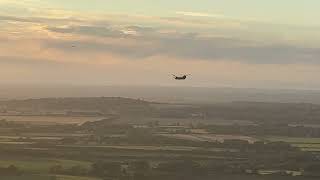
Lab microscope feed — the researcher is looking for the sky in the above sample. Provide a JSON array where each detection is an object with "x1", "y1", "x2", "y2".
[{"x1": 1, "y1": 0, "x2": 320, "y2": 89}]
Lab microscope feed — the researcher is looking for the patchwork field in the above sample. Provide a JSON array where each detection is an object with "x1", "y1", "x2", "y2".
[
  {"x1": 0, "y1": 116, "x2": 102, "y2": 125},
  {"x1": 160, "y1": 134, "x2": 258, "y2": 143},
  {"x1": 0, "y1": 159, "x2": 91, "y2": 173},
  {"x1": 56, "y1": 175, "x2": 101, "y2": 180},
  {"x1": 263, "y1": 136, "x2": 320, "y2": 151},
  {"x1": 140, "y1": 117, "x2": 255, "y2": 126},
  {"x1": 0, "y1": 175, "x2": 54, "y2": 180},
  {"x1": 1, "y1": 175, "x2": 101, "y2": 180},
  {"x1": 264, "y1": 137, "x2": 320, "y2": 144}
]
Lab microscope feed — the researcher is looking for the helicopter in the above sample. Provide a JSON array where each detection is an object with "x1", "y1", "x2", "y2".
[{"x1": 172, "y1": 74, "x2": 191, "y2": 80}]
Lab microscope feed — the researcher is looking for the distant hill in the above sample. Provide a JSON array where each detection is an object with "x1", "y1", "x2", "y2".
[
  {"x1": 201, "y1": 101, "x2": 320, "y2": 124},
  {"x1": 2, "y1": 85, "x2": 320, "y2": 104},
  {"x1": 0, "y1": 97, "x2": 153, "y2": 116},
  {"x1": 1, "y1": 97, "x2": 320, "y2": 125}
]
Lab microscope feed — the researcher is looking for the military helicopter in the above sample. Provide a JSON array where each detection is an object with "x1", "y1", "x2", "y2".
[{"x1": 172, "y1": 74, "x2": 191, "y2": 80}]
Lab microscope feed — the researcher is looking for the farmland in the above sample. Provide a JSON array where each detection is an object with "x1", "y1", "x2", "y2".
[
  {"x1": 0, "y1": 158, "x2": 91, "y2": 173},
  {"x1": 263, "y1": 136, "x2": 320, "y2": 151},
  {"x1": 0, "y1": 98, "x2": 319, "y2": 179},
  {"x1": 0, "y1": 116, "x2": 102, "y2": 125}
]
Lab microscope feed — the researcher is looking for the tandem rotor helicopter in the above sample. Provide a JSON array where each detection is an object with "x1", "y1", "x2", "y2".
[{"x1": 172, "y1": 74, "x2": 191, "y2": 80}]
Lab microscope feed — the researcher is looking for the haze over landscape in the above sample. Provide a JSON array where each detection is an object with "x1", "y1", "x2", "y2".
[
  {"x1": 2, "y1": 85, "x2": 320, "y2": 104},
  {"x1": 2, "y1": 1, "x2": 320, "y2": 180}
]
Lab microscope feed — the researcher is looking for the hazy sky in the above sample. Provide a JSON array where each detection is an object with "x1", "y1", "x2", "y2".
[{"x1": 1, "y1": 0, "x2": 320, "y2": 89}]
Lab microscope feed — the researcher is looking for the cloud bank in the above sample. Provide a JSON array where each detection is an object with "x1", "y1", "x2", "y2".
[{"x1": 1, "y1": 2, "x2": 320, "y2": 88}]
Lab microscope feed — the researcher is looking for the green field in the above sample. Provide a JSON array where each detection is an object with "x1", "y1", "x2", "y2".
[
  {"x1": 264, "y1": 136, "x2": 320, "y2": 144},
  {"x1": 292, "y1": 143, "x2": 320, "y2": 148},
  {"x1": 263, "y1": 136, "x2": 320, "y2": 151},
  {"x1": 0, "y1": 159, "x2": 92, "y2": 173},
  {"x1": 0, "y1": 116, "x2": 102, "y2": 125},
  {"x1": 0, "y1": 175, "x2": 54, "y2": 180},
  {"x1": 292, "y1": 144, "x2": 320, "y2": 151},
  {"x1": 56, "y1": 175, "x2": 101, "y2": 180},
  {"x1": 1, "y1": 175, "x2": 101, "y2": 180}
]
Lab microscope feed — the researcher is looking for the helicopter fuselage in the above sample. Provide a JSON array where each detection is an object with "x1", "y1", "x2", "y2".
[{"x1": 174, "y1": 75, "x2": 187, "y2": 80}]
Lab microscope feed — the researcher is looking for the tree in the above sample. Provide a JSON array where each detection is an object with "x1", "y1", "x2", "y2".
[
  {"x1": 50, "y1": 165, "x2": 64, "y2": 174},
  {"x1": 157, "y1": 160, "x2": 203, "y2": 175},
  {"x1": 129, "y1": 161, "x2": 151, "y2": 180},
  {"x1": 129, "y1": 161, "x2": 151, "y2": 175},
  {"x1": 67, "y1": 165, "x2": 88, "y2": 176},
  {"x1": 50, "y1": 176, "x2": 57, "y2": 180},
  {"x1": 0, "y1": 165, "x2": 21, "y2": 176},
  {"x1": 303, "y1": 163, "x2": 320, "y2": 177},
  {"x1": 60, "y1": 137, "x2": 77, "y2": 144},
  {"x1": 91, "y1": 161, "x2": 122, "y2": 178}
]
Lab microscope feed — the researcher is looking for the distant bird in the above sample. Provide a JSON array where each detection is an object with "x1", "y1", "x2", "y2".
[{"x1": 172, "y1": 74, "x2": 190, "y2": 80}]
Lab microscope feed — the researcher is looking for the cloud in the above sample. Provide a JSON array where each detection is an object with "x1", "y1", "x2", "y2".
[
  {"x1": 0, "y1": 15, "x2": 83, "y2": 25},
  {"x1": 1, "y1": 8, "x2": 320, "y2": 66},
  {"x1": 47, "y1": 25, "x2": 125, "y2": 37},
  {"x1": 176, "y1": 11, "x2": 224, "y2": 18},
  {"x1": 44, "y1": 24, "x2": 320, "y2": 64},
  {"x1": 47, "y1": 24, "x2": 159, "y2": 39},
  {"x1": 0, "y1": 56, "x2": 53, "y2": 66}
]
